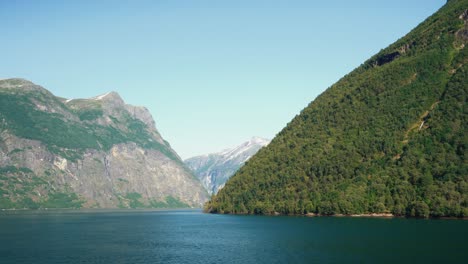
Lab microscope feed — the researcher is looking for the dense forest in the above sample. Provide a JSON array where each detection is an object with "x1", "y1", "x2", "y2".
[{"x1": 206, "y1": 0, "x2": 468, "y2": 218}]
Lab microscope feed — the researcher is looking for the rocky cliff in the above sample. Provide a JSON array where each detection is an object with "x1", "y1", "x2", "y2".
[
  {"x1": 0, "y1": 78, "x2": 208, "y2": 209},
  {"x1": 185, "y1": 137, "x2": 269, "y2": 195}
]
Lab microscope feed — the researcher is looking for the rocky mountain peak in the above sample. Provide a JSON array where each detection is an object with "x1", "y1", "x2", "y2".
[
  {"x1": 185, "y1": 137, "x2": 270, "y2": 195},
  {"x1": 218, "y1": 137, "x2": 270, "y2": 160},
  {"x1": 91, "y1": 92, "x2": 158, "y2": 132},
  {"x1": 247, "y1": 136, "x2": 270, "y2": 146},
  {"x1": 91, "y1": 91, "x2": 125, "y2": 105},
  {"x1": 0, "y1": 78, "x2": 47, "y2": 93},
  {"x1": 0, "y1": 78, "x2": 34, "y2": 86},
  {"x1": 125, "y1": 105, "x2": 157, "y2": 131},
  {"x1": 63, "y1": 89, "x2": 160, "y2": 139}
]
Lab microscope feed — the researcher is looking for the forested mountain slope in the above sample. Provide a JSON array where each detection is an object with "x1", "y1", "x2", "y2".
[{"x1": 207, "y1": 0, "x2": 468, "y2": 217}]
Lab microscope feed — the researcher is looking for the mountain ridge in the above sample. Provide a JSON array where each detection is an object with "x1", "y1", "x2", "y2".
[{"x1": 0, "y1": 79, "x2": 208, "y2": 209}]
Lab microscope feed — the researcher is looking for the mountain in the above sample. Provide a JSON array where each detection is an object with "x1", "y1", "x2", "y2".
[
  {"x1": 206, "y1": 0, "x2": 468, "y2": 218},
  {"x1": 185, "y1": 137, "x2": 270, "y2": 195},
  {"x1": 0, "y1": 78, "x2": 208, "y2": 209}
]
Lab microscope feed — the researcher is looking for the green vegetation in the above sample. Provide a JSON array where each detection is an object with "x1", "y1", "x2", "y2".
[
  {"x1": 124, "y1": 114, "x2": 181, "y2": 162},
  {"x1": 8, "y1": 148, "x2": 23, "y2": 155},
  {"x1": 149, "y1": 196, "x2": 190, "y2": 208},
  {"x1": 0, "y1": 67, "x2": 188, "y2": 210},
  {"x1": 0, "y1": 166, "x2": 83, "y2": 209},
  {"x1": 0, "y1": 166, "x2": 33, "y2": 174},
  {"x1": 166, "y1": 196, "x2": 190, "y2": 208},
  {"x1": 77, "y1": 108, "x2": 104, "y2": 121},
  {"x1": 68, "y1": 99, "x2": 104, "y2": 121},
  {"x1": 122, "y1": 192, "x2": 145, "y2": 209},
  {"x1": 117, "y1": 178, "x2": 129, "y2": 183},
  {"x1": 0, "y1": 93, "x2": 102, "y2": 154},
  {"x1": 41, "y1": 192, "x2": 83, "y2": 209},
  {"x1": 117, "y1": 192, "x2": 190, "y2": 209},
  {"x1": 207, "y1": 0, "x2": 468, "y2": 218},
  {"x1": 0, "y1": 90, "x2": 178, "y2": 162}
]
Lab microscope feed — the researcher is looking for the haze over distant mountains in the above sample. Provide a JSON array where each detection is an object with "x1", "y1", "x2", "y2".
[
  {"x1": 0, "y1": 78, "x2": 208, "y2": 209},
  {"x1": 185, "y1": 137, "x2": 270, "y2": 195}
]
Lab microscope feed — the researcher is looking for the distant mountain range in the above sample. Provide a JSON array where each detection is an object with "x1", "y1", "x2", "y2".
[
  {"x1": 185, "y1": 137, "x2": 270, "y2": 195},
  {"x1": 207, "y1": 0, "x2": 468, "y2": 218},
  {"x1": 0, "y1": 78, "x2": 208, "y2": 209}
]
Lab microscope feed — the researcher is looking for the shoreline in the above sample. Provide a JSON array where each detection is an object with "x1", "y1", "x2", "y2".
[
  {"x1": 0, "y1": 208, "x2": 202, "y2": 214},
  {"x1": 305, "y1": 213, "x2": 395, "y2": 218},
  {"x1": 206, "y1": 210, "x2": 468, "y2": 220},
  {"x1": 303, "y1": 213, "x2": 468, "y2": 220},
  {"x1": 2, "y1": 208, "x2": 467, "y2": 219}
]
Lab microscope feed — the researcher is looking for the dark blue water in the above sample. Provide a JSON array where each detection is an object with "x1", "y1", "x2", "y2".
[{"x1": 0, "y1": 209, "x2": 467, "y2": 263}]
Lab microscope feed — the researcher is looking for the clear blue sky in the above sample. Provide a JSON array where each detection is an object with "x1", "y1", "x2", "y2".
[{"x1": 0, "y1": 0, "x2": 446, "y2": 159}]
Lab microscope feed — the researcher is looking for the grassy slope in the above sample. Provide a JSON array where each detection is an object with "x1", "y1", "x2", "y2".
[{"x1": 0, "y1": 88, "x2": 179, "y2": 162}]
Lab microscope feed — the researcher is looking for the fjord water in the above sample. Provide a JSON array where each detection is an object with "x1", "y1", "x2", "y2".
[{"x1": 0, "y1": 210, "x2": 467, "y2": 263}]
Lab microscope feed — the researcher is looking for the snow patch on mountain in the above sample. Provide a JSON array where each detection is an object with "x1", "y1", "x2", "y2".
[
  {"x1": 185, "y1": 137, "x2": 270, "y2": 195},
  {"x1": 92, "y1": 92, "x2": 112, "y2": 100}
]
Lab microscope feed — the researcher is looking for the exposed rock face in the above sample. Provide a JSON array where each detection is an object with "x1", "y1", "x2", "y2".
[
  {"x1": 456, "y1": 9, "x2": 468, "y2": 41},
  {"x1": 0, "y1": 78, "x2": 208, "y2": 209},
  {"x1": 185, "y1": 137, "x2": 270, "y2": 195}
]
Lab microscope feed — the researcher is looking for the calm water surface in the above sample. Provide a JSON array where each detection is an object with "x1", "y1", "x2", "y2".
[{"x1": 0, "y1": 209, "x2": 467, "y2": 263}]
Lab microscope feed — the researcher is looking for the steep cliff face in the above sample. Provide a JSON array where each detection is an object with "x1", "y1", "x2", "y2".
[
  {"x1": 0, "y1": 78, "x2": 208, "y2": 209},
  {"x1": 185, "y1": 137, "x2": 269, "y2": 195}
]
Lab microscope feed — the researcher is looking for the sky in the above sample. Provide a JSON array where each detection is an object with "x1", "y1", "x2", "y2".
[{"x1": 0, "y1": 0, "x2": 446, "y2": 159}]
